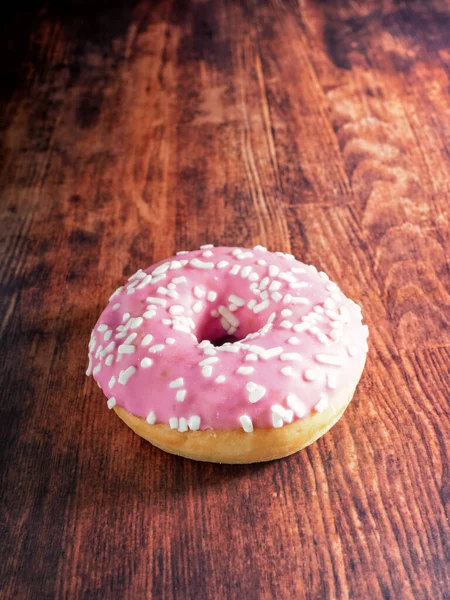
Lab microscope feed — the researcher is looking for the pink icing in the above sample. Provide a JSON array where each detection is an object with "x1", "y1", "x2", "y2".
[{"x1": 87, "y1": 246, "x2": 369, "y2": 432}]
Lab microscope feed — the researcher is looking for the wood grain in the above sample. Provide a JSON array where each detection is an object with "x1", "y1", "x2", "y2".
[{"x1": 1, "y1": 0, "x2": 449, "y2": 598}]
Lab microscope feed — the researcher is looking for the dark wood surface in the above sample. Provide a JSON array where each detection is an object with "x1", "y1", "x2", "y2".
[{"x1": 1, "y1": 1, "x2": 450, "y2": 598}]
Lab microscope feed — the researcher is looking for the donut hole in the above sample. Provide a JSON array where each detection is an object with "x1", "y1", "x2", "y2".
[
  {"x1": 197, "y1": 314, "x2": 260, "y2": 347},
  {"x1": 210, "y1": 334, "x2": 240, "y2": 347}
]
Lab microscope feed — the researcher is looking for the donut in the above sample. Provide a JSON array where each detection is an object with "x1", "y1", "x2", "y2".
[{"x1": 87, "y1": 245, "x2": 369, "y2": 463}]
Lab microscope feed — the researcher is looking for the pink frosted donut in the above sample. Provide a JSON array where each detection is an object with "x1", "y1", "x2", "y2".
[{"x1": 87, "y1": 245, "x2": 369, "y2": 463}]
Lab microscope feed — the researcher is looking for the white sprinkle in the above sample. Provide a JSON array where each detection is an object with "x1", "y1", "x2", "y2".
[
  {"x1": 143, "y1": 310, "x2": 157, "y2": 319},
  {"x1": 202, "y1": 366, "x2": 213, "y2": 377},
  {"x1": 176, "y1": 389, "x2": 186, "y2": 402},
  {"x1": 169, "y1": 260, "x2": 183, "y2": 270},
  {"x1": 203, "y1": 345, "x2": 218, "y2": 357},
  {"x1": 207, "y1": 291, "x2": 217, "y2": 302},
  {"x1": 104, "y1": 330, "x2": 112, "y2": 341},
  {"x1": 240, "y1": 415, "x2": 254, "y2": 433},
  {"x1": 211, "y1": 309, "x2": 219, "y2": 317},
  {"x1": 215, "y1": 375, "x2": 226, "y2": 383},
  {"x1": 217, "y1": 260, "x2": 229, "y2": 269},
  {"x1": 199, "y1": 357, "x2": 219, "y2": 366},
  {"x1": 146, "y1": 411, "x2": 156, "y2": 424},
  {"x1": 169, "y1": 417, "x2": 179, "y2": 430},
  {"x1": 141, "y1": 357, "x2": 153, "y2": 368},
  {"x1": 327, "y1": 372, "x2": 338, "y2": 389},
  {"x1": 286, "y1": 394, "x2": 307, "y2": 418},
  {"x1": 105, "y1": 355, "x2": 114, "y2": 366},
  {"x1": 237, "y1": 251, "x2": 253, "y2": 259},
  {"x1": 118, "y1": 344, "x2": 136, "y2": 354},
  {"x1": 294, "y1": 322, "x2": 310, "y2": 333},
  {"x1": 284, "y1": 253, "x2": 295, "y2": 260},
  {"x1": 271, "y1": 414, "x2": 284, "y2": 428},
  {"x1": 272, "y1": 404, "x2": 294, "y2": 423},
  {"x1": 190, "y1": 258, "x2": 214, "y2": 269},
  {"x1": 176, "y1": 250, "x2": 189, "y2": 255},
  {"x1": 169, "y1": 378, "x2": 184, "y2": 388},
  {"x1": 122, "y1": 312, "x2": 130, "y2": 323},
  {"x1": 253, "y1": 245, "x2": 267, "y2": 252},
  {"x1": 289, "y1": 282, "x2": 308, "y2": 289},
  {"x1": 257, "y1": 259, "x2": 267, "y2": 266},
  {"x1": 98, "y1": 324, "x2": 108, "y2": 332},
  {"x1": 198, "y1": 340, "x2": 210, "y2": 348},
  {"x1": 283, "y1": 294, "x2": 293, "y2": 304},
  {"x1": 261, "y1": 347, "x2": 283, "y2": 360},
  {"x1": 280, "y1": 353, "x2": 302, "y2": 361},
  {"x1": 271, "y1": 292, "x2": 282, "y2": 302},
  {"x1": 169, "y1": 305, "x2": 184, "y2": 316},
  {"x1": 177, "y1": 417, "x2": 188, "y2": 432},
  {"x1": 157, "y1": 286, "x2": 177, "y2": 298},
  {"x1": 268, "y1": 281, "x2": 280, "y2": 292},
  {"x1": 151, "y1": 273, "x2": 167, "y2": 285},
  {"x1": 93, "y1": 364, "x2": 101, "y2": 375},
  {"x1": 316, "y1": 354, "x2": 346, "y2": 366},
  {"x1": 108, "y1": 376, "x2": 116, "y2": 388},
  {"x1": 109, "y1": 286, "x2": 123, "y2": 300},
  {"x1": 95, "y1": 345, "x2": 103, "y2": 359},
  {"x1": 291, "y1": 267, "x2": 306, "y2": 273},
  {"x1": 304, "y1": 369, "x2": 318, "y2": 381},
  {"x1": 217, "y1": 344, "x2": 240, "y2": 353},
  {"x1": 112, "y1": 303, "x2": 120, "y2": 310},
  {"x1": 278, "y1": 272, "x2": 296, "y2": 283},
  {"x1": 107, "y1": 397, "x2": 116, "y2": 409},
  {"x1": 249, "y1": 282, "x2": 258, "y2": 291},
  {"x1": 281, "y1": 367, "x2": 295, "y2": 377},
  {"x1": 130, "y1": 317, "x2": 143, "y2": 329},
  {"x1": 227, "y1": 295, "x2": 244, "y2": 307},
  {"x1": 166, "y1": 337, "x2": 176, "y2": 345},
  {"x1": 247, "y1": 299, "x2": 257, "y2": 310},
  {"x1": 200, "y1": 244, "x2": 214, "y2": 249},
  {"x1": 249, "y1": 272, "x2": 260, "y2": 281},
  {"x1": 319, "y1": 271, "x2": 329, "y2": 280},
  {"x1": 188, "y1": 415, "x2": 201, "y2": 430},
  {"x1": 241, "y1": 265, "x2": 252, "y2": 278},
  {"x1": 142, "y1": 334, "x2": 153, "y2": 346},
  {"x1": 318, "y1": 333, "x2": 329, "y2": 345},
  {"x1": 136, "y1": 274, "x2": 153, "y2": 290},
  {"x1": 260, "y1": 290, "x2": 269, "y2": 301},
  {"x1": 290, "y1": 297, "x2": 309, "y2": 306},
  {"x1": 172, "y1": 276, "x2": 187, "y2": 284},
  {"x1": 267, "y1": 312, "x2": 276, "y2": 324},
  {"x1": 246, "y1": 382, "x2": 266, "y2": 403},
  {"x1": 269, "y1": 265, "x2": 280, "y2": 277},
  {"x1": 253, "y1": 299, "x2": 270, "y2": 314},
  {"x1": 118, "y1": 367, "x2": 136, "y2": 385},
  {"x1": 218, "y1": 305, "x2": 239, "y2": 327},
  {"x1": 202, "y1": 250, "x2": 213, "y2": 257},
  {"x1": 147, "y1": 297, "x2": 167, "y2": 306},
  {"x1": 314, "y1": 306, "x2": 325, "y2": 315},
  {"x1": 162, "y1": 319, "x2": 172, "y2": 325},
  {"x1": 237, "y1": 366, "x2": 254, "y2": 375},
  {"x1": 315, "y1": 393, "x2": 329, "y2": 412},
  {"x1": 229, "y1": 265, "x2": 241, "y2": 275},
  {"x1": 259, "y1": 276, "x2": 270, "y2": 290},
  {"x1": 153, "y1": 263, "x2": 170, "y2": 276},
  {"x1": 192, "y1": 301, "x2": 203, "y2": 314},
  {"x1": 245, "y1": 353, "x2": 258, "y2": 361},
  {"x1": 281, "y1": 309, "x2": 292, "y2": 317},
  {"x1": 288, "y1": 337, "x2": 300, "y2": 345},
  {"x1": 194, "y1": 286, "x2": 206, "y2": 298},
  {"x1": 279, "y1": 320, "x2": 293, "y2": 329},
  {"x1": 129, "y1": 269, "x2": 145, "y2": 281},
  {"x1": 149, "y1": 344, "x2": 165, "y2": 353}
]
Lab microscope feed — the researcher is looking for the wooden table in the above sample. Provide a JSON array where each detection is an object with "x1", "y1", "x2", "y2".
[{"x1": 2, "y1": 1, "x2": 449, "y2": 598}]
